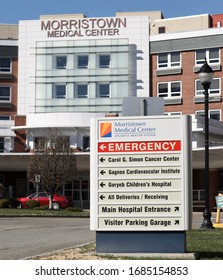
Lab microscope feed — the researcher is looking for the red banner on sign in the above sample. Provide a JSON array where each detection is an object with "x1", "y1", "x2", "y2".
[{"x1": 98, "y1": 140, "x2": 181, "y2": 153}]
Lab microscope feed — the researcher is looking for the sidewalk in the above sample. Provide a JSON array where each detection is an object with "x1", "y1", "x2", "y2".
[{"x1": 192, "y1": 212, "x2": 217, "y2": 229}]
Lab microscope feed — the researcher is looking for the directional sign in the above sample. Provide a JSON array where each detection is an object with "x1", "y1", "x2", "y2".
[
  {"x1": 90, "y1": 115, "x2": 192, "y2": 231},
  {"x1": 215, "y1": 196, "x2": 223, "y2": 209}
]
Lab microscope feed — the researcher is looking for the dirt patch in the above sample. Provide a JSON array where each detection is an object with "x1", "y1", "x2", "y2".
[{"x1": 30, "y1": 243, "x2": 110, "y2": 260}]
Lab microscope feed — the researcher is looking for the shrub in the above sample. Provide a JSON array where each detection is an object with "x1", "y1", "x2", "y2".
[
  {"x1": 65, "y1": 206, "x2": 83, "y2": 212},
  {"x1": 8, "y1": 198, "x2": 20, "y2": 208},
  {"x1": 33, "y1": 205, "x2": 49, "y2": 210},
  {"x1": 26, "y1": 200, "x2": 40, "y2": 209},
  {"x1": 0, "y1": 199, "x2": 9, "y2": 208}
]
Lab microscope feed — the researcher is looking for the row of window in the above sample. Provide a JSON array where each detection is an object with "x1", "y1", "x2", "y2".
[
  {"x1": 167, "y1": 109, "x2": 221, "y2": 121},
  {"x1": 53, "y1": 78, "x2": 221, "y2": 100},
  {"x1": 53, "y1": 83, "x2": 110, "y2": 99},
  {"x1": 55, "y1": 54, "x2": 110, "y2": 69},
  {"x1": 157, "y1": 78, "x2": 221, "y2": 99},
  {"x1": 0, "y1": 80, "x2": 220, "y2": 101},
  {"x1": 157, "y1": 48, "x2": 220, "y2": 69}
]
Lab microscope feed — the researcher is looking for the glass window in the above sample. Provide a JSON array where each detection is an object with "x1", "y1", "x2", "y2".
[
  {"x1": 157, "y1": 81, "x2": 181, "y2": 98},
  {"x1": 195, "y1": 78, "x2": 220, "y2": 96},
  {"x1": 54, "y1": 84, "x2": 66, "y2": 99},
  {"x1": 0, "y1": 86, "x2": 11, "y2": 101},
  {"x1": 157, "y1": 52, "x2": 180, "y2": 68},
  {"x1": 77, "y1": 84, "x2": 88, "y2": 98},
  {"x1": 196, "y1": 110, "x2": 221, "y2": 121},
  {"x1": 99, "y1": 83, "x2": 110, "y2": 98},
  {"x1": 83, "y1": 136, "x2": 90, "y2": 150},
  {"x1": 0, "y1": 137, "x2": 4, "y2": 152},
  {"x1": 0, "y1": 58, "x2": 11, "y2": 72},
  {"x1": 0, "y1": 115, "x2": 10, "y2": 120},
  {"x1": 56, "y1": 56, "x2": 67, "y2": 69},
  {"x1": 195, "y1": 48, "x2": 220, "y2": 65},
  {"x1": 99, "y1": 55, "x2": 110, "y2": 68},
  {"x1": 78, "y1": 55, "x2": 88, "y2": 68}
]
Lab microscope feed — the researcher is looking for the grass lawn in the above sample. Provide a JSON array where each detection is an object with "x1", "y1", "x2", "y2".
[
  {"x1": 0, "y1": 208, "x2": 90, "y2": 217},
  {"x1": 186, "y1": 229, "x2": 223, "y2": 259}
]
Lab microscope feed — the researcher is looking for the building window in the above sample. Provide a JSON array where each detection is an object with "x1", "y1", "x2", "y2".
[
  {"x1": 195, "y1": 48, "x2": 220, "y2": 65},
  {"x1": 56, "y1": 56, "x2": 67, "y2": 69},
  {"x1": 99, "y1": 55, "x2": 110, "y2": 68},
  {"x1": 196, "y1": 109, "x2": 221, "y2": 121},
  {"x1": 78, "y1": 55, "x2": 88, "y2": 68},
  {"x1": 98, "y1": 83, "x2": 110, "y2": 98},
  {"x1": 53, "y1": 84, "x2": 66, "y2": 99},
  {"x1": 83, "y1": 136, "x2": 90, "y2": 151},
  {"x1": 157, "y1": 81, "x2": 181, "y2": 99},
  {"x1": 76, "y1": 84, "x2": 88, "y2": 98},
  {"x1": 195, "y1": 78, "x2": 220, "y2": 96},
  {"x1": 158, "y1": 26, "x2": 166, "y2": 33},
  {"x1": 164, "y1": 112, "x2": 182, "y2": 116},
  {"x1": 157, "y1": 52, "x2": 181, "y2": 68},
  {"x1": 0, "y1": 86, "x2": 11, "y2": 102},
  {"x1": 0, "y1": 58, "x2": 11, "y2": 72},
  {"x1": 0, "y1": 115, "x2": 10, "y2": 120},
  {"x1": 0, "y1": 137, "x2": 4, "y2": 152}
]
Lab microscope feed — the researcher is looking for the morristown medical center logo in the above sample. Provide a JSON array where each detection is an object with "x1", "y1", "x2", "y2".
[
  {"x1": 100, "y1": 120, "x2": 157, "y2": 139},
  {"x1": 100, "y1": 123, "x2": 112, "y2": 138}
]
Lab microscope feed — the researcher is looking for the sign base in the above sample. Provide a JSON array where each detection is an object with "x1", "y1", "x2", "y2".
[{"x1": 96, "y1": 231, "x2": 186, "y2": 253}]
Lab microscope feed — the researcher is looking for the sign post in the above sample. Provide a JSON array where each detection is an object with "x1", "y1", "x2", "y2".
[{"x1": 90, "y1": 115, "x2": 192, "y2": 253}]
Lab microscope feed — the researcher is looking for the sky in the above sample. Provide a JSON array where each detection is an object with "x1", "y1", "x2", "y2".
[{"x1": 1, "y1": 0, "x2": 223, "y2": 24}]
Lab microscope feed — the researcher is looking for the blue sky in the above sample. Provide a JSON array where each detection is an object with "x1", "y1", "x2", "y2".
[{"x1": 1, "y1": 0, "x2": 223, "y2": 24}]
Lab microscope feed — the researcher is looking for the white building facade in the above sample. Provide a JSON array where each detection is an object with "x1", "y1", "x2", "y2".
[{"x1": 15, "y1": 14, "x2": 150, "y2": 207}]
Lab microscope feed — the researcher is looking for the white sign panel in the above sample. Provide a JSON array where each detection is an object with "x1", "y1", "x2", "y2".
[{"x1": 90, "y1": 115, "x2": 192, "y2": 231}]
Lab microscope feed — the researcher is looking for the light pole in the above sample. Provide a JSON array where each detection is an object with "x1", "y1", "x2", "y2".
[{"x1": 198, "y1": 59, "x2": 214, "y2": 229}]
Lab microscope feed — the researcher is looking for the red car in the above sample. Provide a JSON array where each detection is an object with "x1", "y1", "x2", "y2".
[{"x1": 17, "y1": 192, "x2": 72, "y2": 209}]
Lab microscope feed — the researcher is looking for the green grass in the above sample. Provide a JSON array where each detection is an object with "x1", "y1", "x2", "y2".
[
  {"x1": 186, "y1": 229, "x2": 223, "y2": 259},
  {"x1": 0, "y1": 208, "x2": 90, "y2": 217}
]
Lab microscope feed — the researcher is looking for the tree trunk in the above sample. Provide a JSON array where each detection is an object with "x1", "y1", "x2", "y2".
[{"x1": 48, "y1": 191, "x2": 54, "y2": 209}]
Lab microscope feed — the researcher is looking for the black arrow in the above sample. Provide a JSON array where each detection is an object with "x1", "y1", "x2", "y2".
[
  {"x1": 174, "y1": 207, "x2": 179, "y2": 211},
  {"x1": 100, "y1": 182, "x2": 106, "y2": 188},
  {"x1": 175, "y1": 220, "x2": 180, "y2": 225},
  {"x1": 100, "y1": 157, "x2": 106, "y2": 163},
  {"x1": 100, "y1": 170, "x2": 106, "y2": 175},
  {"x1": 100, "y1": 195, "x2": 105, "y2": 200}
]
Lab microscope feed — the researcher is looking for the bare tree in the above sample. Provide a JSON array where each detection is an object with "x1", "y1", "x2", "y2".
[{"x1": 27, "y1": 130, "x2": 76, "y2": 209}]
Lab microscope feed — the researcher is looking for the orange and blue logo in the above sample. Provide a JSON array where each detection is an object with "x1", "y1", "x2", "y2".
[{"x1": 100, "y1": 122, "x2": 112, "y2": 138}]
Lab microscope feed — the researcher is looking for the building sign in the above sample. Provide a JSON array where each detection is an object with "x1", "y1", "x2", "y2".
[
  {"x1": 41, "y1": 17, "x2": 127, "y2": 38},
  {"x1": 90, "y1": 116, "x2": 192, "y2": 231}
]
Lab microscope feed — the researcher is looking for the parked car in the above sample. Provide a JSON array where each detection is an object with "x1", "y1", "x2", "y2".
[{"x1": 17, "y1": 192, "x2": 72, "y2": 209}]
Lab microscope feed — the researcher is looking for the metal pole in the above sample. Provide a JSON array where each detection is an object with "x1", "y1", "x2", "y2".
[{"x1": 200, "y1": 83, "x2": 214, "y2": 229}]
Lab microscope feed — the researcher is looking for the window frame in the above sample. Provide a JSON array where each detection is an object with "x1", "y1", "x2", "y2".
[
  {"x1": 77, "y1": 55, "x2": 89, "y2": 69},
  {"x1": 157, "y1": 52, "x2": 181, "y2": 69},
  {"x1": 99, "y1": 54, "x2": 110, "y2": 68},
  {"x1": 195, "y1": 48, "x2": 220, "y2": 66},
  {"x1": 195, "y1": 78, "x2": 221, "y2": 97},
  {"x1": 157, "y1": 81, "x2": 182, "y2": 99},
  {"x1": 55, "y1": 56, "x2": 67, "y2": 69},
  {"x1": 0, "y1": 57, "x2": 11, "y2": 73},
  {"x1": 98, "y1": 83, "x2": 110, "y2": 98},
  {"x1": 53, "y1": 84, "x2": 67, "y2": 99},
  {"x1": 76, "y1": 83, "x2": 88, "y2": 98},
  {"x1": 196, "y1": 109, "x2": 221, "y2": 121},
  {"x1": 0, "y1": 115, "x2": 10, "y2": 120},
  {"x1": 0, "y1": 86, "x2": 11, "y2": 102},
  {"x1": 0, "y1": 137, "x2": 4, "y2": 153}
]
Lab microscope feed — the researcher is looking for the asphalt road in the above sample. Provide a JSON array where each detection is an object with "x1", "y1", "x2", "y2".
[
  {"x1": 0, "y1": 213, "x2": 217, "y2": 260},
  {"x1": 0, "y1": 217, "x2": 95, "y2": 260}
]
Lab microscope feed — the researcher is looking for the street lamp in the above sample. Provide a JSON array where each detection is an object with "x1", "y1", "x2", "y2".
[{"x1": 198, "y1": 59, "x2": 214, "y2": 229}]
